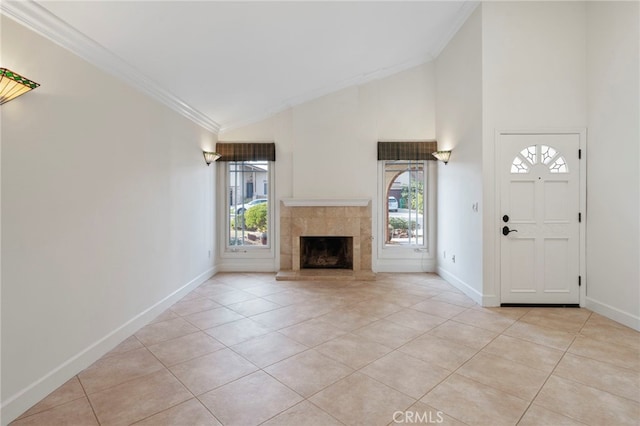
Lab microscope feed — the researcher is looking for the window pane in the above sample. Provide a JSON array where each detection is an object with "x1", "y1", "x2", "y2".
[
  {"x1": 228, "y1": 161, "x2": 269, "y2": 247},
  {"x1": 384, "y1": 161, "x2": 426, "y2": 247}
]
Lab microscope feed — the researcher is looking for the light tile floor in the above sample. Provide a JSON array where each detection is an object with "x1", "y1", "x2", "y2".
[{"x1": 12, "y1": 273, "x2": 640, "y2": 425}]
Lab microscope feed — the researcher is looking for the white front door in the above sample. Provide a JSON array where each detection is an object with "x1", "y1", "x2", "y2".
[{"x1": 499, "y1": 133, "x2": 582, "y2": 304}]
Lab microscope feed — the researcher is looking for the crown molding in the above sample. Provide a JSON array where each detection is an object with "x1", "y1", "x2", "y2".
[
  {"x1": 1, "y1": 0, "x2": 220, "y2": 134},
  {"x1": 430, "y1": 1, "x2": 480, "y2": 59}
]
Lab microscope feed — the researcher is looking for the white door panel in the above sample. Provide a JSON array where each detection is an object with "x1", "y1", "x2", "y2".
[{"x1": 500, "y1": 134, "x2": 581, "y2": 304}]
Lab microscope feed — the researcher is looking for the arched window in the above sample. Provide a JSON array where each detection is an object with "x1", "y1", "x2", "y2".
[
  {"x1": 511, "y1": 145, "x2": 568, "y2": 174},
  {"x1": 378, "y1": 141, "x2": 437, "y2": 249}
]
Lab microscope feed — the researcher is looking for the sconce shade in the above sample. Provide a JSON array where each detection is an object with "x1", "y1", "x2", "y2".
[
  {"x1": 203, "y1": 151, "x2": 221, "y2": 166},
  {"x1": 432, "y1": 150, "x2": 452, "y2": 164},
  {"x1": 0, "y1": 68, "x2": 40, "y2": 105}
]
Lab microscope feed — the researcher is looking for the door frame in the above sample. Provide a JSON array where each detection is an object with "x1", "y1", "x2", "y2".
[{"x1": 494, "y1": 129, "x2": 587, "y2": 306}]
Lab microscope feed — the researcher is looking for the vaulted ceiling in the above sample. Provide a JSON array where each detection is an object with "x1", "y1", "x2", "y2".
[{"x1": 4, "y1": 1, "x2": 477, "y2": 132}]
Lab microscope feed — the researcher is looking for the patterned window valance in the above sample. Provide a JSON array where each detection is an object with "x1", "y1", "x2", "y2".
[
  {"x1": 215, "y1": 142, "x2": 276, "y2": 162},
  {"x1": 377, "y1": 141, "x2": 438, "y2": 161}
]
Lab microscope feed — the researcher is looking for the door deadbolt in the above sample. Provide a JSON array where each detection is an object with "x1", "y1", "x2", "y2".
[
  {"x1": 502, "y1": 215, "x2": 509, "y2": 223},
  {"x1": 502, "y1": 226, "x2": 518, "y2": 236}
]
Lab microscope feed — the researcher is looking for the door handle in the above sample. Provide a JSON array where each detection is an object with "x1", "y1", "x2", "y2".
[{"x1": 502, "y1": 226, "x2": 518, "y2": 236}]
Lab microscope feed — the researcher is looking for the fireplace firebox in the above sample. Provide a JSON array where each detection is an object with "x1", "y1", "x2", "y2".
[{"x1": 300, "y1": 236, "x2": 353, "y2": 270}]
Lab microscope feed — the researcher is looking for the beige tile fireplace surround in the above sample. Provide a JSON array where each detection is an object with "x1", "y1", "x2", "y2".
[{"x1": 277, "y1": 199, "x2": 375, "y2": 281}]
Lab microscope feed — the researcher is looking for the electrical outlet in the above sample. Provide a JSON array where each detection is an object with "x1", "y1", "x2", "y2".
[
  {"x1": 443, "y1": 251, "x2": 446, "y2": 259},
  {"x1": 208, "y1": 250, "x2": 211, "y2": 258},
  {"x1": 452, "y1": 255, "x2": 456, "y2": 263}
]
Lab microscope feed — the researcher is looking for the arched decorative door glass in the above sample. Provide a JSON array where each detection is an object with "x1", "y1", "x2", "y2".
[{"x1": 511, "y1": 145, "x2": 568, "y2": 174}]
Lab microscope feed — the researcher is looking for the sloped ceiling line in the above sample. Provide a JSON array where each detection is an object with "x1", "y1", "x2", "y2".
[
  {"x1": 1, "y1": 0, "x2": 221, "y2": 133},
  {"x1": 219, "y1": 1, "x2": 480, "y2": 133},
  {"x1": 2, "y1": 1, "x2": 479, "y2": 135}
]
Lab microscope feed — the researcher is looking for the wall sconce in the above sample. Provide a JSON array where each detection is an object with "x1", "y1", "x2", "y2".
[
  {"x1": 0, "y1": 68, "x2": 40, "y2": 105},
  {"x1": 203, "y1": 151, "x2": 221, "y2": 166},
  {"x1": 432, "y1": 150, "x2": 452, "y2": 164}
]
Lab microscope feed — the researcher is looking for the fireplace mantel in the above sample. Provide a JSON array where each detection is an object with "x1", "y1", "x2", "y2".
[{"x1": 281, "y1": 198, "x2": 370, "y2": 207}]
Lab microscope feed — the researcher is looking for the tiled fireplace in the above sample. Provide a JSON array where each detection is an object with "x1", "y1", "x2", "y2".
[{"x1": 276, "y1": 199, "x2": 375, "y2": 281}]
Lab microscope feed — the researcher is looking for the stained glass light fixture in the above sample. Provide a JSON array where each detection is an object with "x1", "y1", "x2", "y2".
[
  {"x1": 203, "y1": 151, "x2": 221, "y2": 166},
  {"x1": 0, "y1": 68, "x2": 40, "y2": 105},
  {"x1": 432, "y1": 150, "x2": 451, "y2": 164}
]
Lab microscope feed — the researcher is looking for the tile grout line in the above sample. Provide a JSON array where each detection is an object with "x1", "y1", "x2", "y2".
[
  {"x1": 550, "y1": 311, "x2": 640, "y2": 405},
  {"x1": 76, "y1": 374, "x2": 101, "y2": 425},
  {"x1": 257, "y1": 363, "x2": 347, "y2": 425},
  {"x1": 369, "y1": 303, "x2": 481, "y2": 421},
  {"x1": 142, "y1": 330, "x2": 240, "y2": 426},
  {"x1": 117, "y1": 343, "x2": 198, "y2": 425},
  {"x1": 248, "y1": 282, "x2": 456, "y2": 424},
  {"x1": 512, "y1": 311, "x2": 591, "y2": 425},
  {"x1": 410, "y1": 310, "x2": 508, "y2": 425},
  {"x1": 128, "y1": 290, "x2": 268, "y2": 424}
]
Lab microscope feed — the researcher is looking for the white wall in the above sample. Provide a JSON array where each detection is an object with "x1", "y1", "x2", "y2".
[
  {"x1": 435, "y1": 6, "x2": 484, "y2": 303},
  {"x1": 481, "y1": 1, "x2": 588, "y2": 304},
  {"x1": 585, "y1": 1, "x2": 639, "y2": 329},
  {"x1": 292, "y1": 87, "x2": 366, "y2": 199},
  {"x1": 1, "y1": 17, "x2": 217, "y2": 423},
  {"x1": 220, "y1": 63, "x2": 437, "y2": 272}
]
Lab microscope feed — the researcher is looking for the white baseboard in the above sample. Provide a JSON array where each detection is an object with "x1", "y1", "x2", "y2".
[
  {"x1": 1, "y1": 267, "x2": 216, "y2": 426},
  {"x1": 374, "y1": 258, "x2": 436, "y2": 273},
  {"x1": 216, "y1": 258, "x2": 277, "y2": 272},
  {"x1": 585, "y1": 297, "x2": 640, "y2": 331},
  {"x1": 436, "y1": 267, "x2": 492, "y2": 306}
]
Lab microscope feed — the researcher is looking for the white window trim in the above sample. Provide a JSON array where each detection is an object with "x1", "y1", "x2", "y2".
[
  {"x1": 376, "y1": 160, "x2": 436, "y2": 261},
  {"x1": 217, "y1": 161, "x2": 275, "y2": 260}
]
